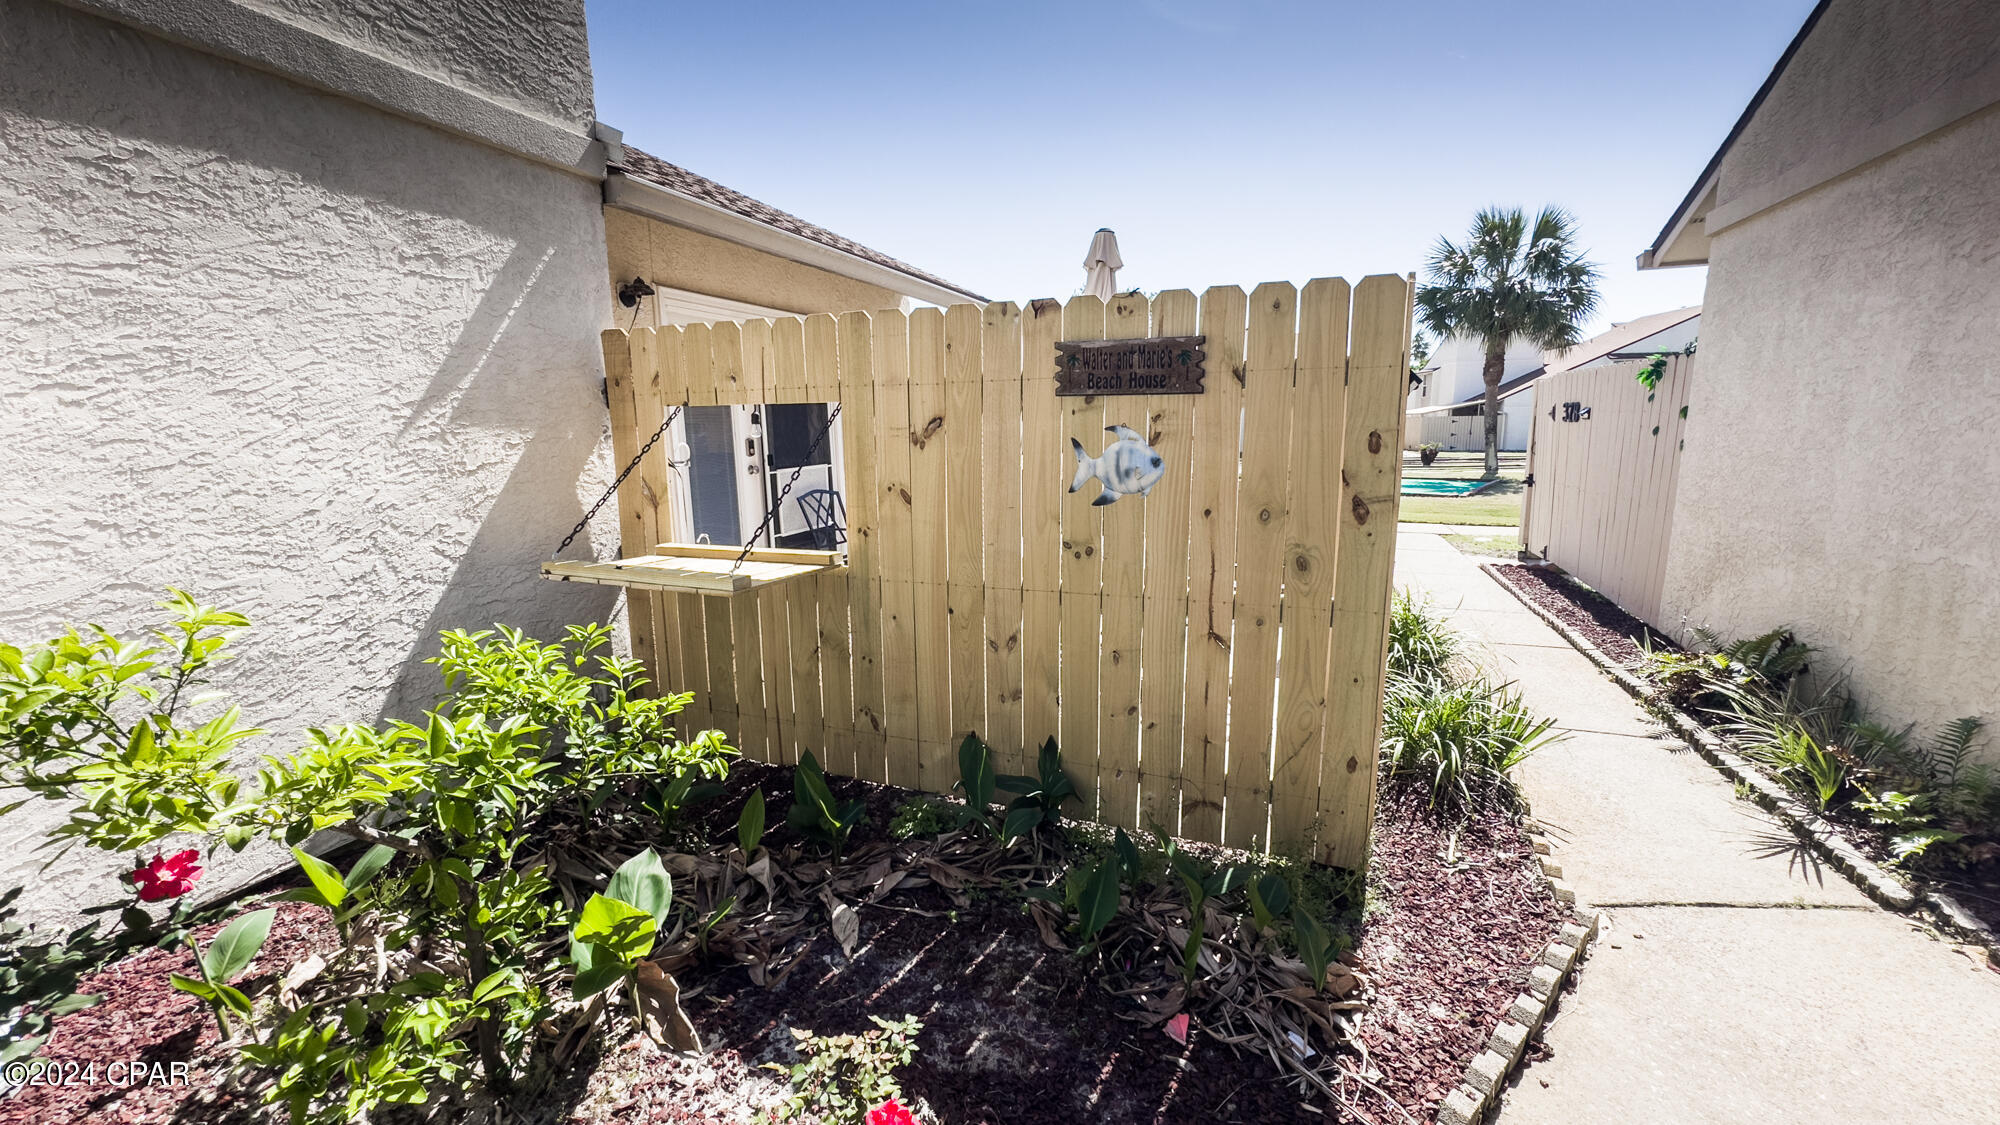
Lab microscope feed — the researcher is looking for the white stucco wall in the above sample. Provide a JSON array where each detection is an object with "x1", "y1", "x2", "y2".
[
  {"x1": 0, "y1": 0, "x2": 618, "y2": 919},
  {"x1": 1659, "y1": 101, "x2": 2000, "y2": 748}
]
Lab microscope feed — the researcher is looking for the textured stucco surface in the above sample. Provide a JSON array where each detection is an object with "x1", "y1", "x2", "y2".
[
  {"x1": 603, "y1": 206, "x2": 904, "y2": 325},
  {"x1": 1660, "y1": 103, "x2": 2000, "y2": 750},
  {"x1": 0, "y1": 0, "x2": 616, "y2": 920},
  {"x1": 254, "y1": 0, "x2": 596, "y2": 129},
  {"x1": 1712, "y1": 0, "x2": 2000, "y2": 230}
]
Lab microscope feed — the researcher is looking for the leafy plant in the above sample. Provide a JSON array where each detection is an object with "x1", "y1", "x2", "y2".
[
  {"x1": 1247, "y1": 872, "x2": 1291, "y2": 933},
  {"x1": 887, "y1": 797, "x2": 953, "y2": 841},
  {"x1": 0, "y1": 589, "x2": 261, "y2": 852},
  {"x1": 786, "y1": 750, "x2": 866, "y2": 862},
  {"x1": 570, "y1": 849, "x2": 671, "y2": 1001},
  {"x1": 169, "y1": 907, "x2": 274, "y2": 1038},
  {"x1": 770, "y1": 1014, "x2": 923, "y2": 1124},
  {"x1": 273, "y1": 844, "x2": 396, "y2": 941},
  {"x1": 951, "y1": 732, "x2": 998, "y2": 832},
  {"x1": 996, "y1": 737, "x2": 1080, "y2": 842},
  {"x1": 1386, "y1": 591, "x2": 1460, "y2": 683},
  {"x1": 2, "y1": 595, "x2": 739, "y2": 1119},
  {"x1": 1158, "y1": 833, "x2": 1246, "y2": 984},
  {"x1": 1380, "y1": 675, "x2": 1560, "y2": 812},
  {"x1": 1291, "y1": 905, "x2": 1338, "y2": 992},
  {"x1": 1053, "y1": 858, "x2": 1122, "y2": 949},
  {"x1": 737, "y1": 789, "x2": 766, "y2": 855}
]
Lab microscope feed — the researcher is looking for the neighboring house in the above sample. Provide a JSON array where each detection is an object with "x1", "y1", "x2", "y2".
[
  {"x1": 1638, "y1": 0, "x2": 1998, "y2": 745},
  {"x1": 1405, "y1": 307, "x2": 1700, "y2": 453},
  {"x1": 0, "y1": 0, "x2": 973, "y2": 920}
]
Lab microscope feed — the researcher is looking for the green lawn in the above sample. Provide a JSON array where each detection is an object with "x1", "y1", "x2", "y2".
[
  {"x1": 1399, "y1": 451, "x2": 1525, "y2": 527},
  {"x1": 1441, "y1": 531, "x2": 1521, "y2": 559}
]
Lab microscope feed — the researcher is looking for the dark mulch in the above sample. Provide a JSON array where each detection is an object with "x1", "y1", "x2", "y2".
[
  {"x1": 5, "y1": 775, "x2": 1569, "y2": 1124},
  {"x1": 1488, "y1": 564, "x2": 1670, "y2": 665}
]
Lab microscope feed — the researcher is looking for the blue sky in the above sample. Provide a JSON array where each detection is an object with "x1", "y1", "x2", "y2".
[{"x1": 586, "y1": 0, "x2": 1818, "y2": 334}]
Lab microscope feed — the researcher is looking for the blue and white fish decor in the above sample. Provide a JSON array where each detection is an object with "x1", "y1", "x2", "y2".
[{"x1": 1069, "y1": 424, "x2": 1165, "y2": 506}]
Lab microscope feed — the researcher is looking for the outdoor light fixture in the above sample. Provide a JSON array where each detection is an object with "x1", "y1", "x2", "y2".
[{"x1": 616, "y1": 277, "x2": 655, "y2": 307}]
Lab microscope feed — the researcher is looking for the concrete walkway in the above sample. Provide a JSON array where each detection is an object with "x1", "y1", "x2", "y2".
[{"x1": 1393, "y1": 530, "x2": 2000, "y2": 1125}]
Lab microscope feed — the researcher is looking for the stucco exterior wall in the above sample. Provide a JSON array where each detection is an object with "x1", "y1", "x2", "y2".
[
  {"x1": 1707, "y1": 0, "x2": 2000, "y2": 234},
  {"x1": 1659, "y1": 103, "x2": 2000, "y2": 747},
  {"x1": 255, "y1": 0, "x2": 596, "y2": 128},
  {"x1": 0, "y1": 0, "x2": 616, "y2": 919},
  {"x1": 603, "y1": 206, "x2": 904, "y2": 324}
]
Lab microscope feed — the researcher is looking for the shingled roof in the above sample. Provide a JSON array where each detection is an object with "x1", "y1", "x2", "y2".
[{"x1": 613, "y1": 145, "x2": 984, "y2": 302}]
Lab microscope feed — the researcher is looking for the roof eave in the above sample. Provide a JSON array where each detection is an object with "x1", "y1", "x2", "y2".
[
  {"x1": 604, "y1": 171, "x2": 986, "y2": 307},
  {"x1": 1639, "y1": 0, "x2": 1833, "y2": 271}
]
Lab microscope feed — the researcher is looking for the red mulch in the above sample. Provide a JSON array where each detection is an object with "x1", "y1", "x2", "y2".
[
  {"x1": 1489, "y1": 564, "x2": 1670, "y2": 665},
  {"x1": 1344, "y1": 789, "x2": 1564, "y2": 1121},
  {"x1": 3, "y1": 787, "x2": 1569, "y2": 1124},
  {"x1": 0, "y1": 901, "x2": 337, "y2": 1125}
]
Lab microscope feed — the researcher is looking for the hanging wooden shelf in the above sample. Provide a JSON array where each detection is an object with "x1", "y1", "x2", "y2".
[{"x1": 542, "y1": 544, "x2": 843, "y2": 595}]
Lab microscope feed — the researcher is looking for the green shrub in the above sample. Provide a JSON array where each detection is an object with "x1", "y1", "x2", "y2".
[
  {"x1": 1386, "y1": 591, "x2": 1459, "y2": 683},
  {"x1": 1379, "y1": 675, "x2": 1560, "y2": 811},
  {"x1": 770, "y1": 1015, "x2": 923, "y2": 1124},
  {"x1": 1, "y1": 593, "x2": 735, "y2": 1122}
]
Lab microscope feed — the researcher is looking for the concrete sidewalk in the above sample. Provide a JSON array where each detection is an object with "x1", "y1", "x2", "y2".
[{"x1": 1394, "y1": 530, "x2": 2000, "y2": 1125}]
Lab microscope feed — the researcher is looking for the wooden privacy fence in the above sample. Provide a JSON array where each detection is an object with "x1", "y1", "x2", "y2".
[
  {"x1": 1520, "y1": 354, "x2": 1694, "y2": 632},
  {"x1": 595, "y1": 278, "x2": 1411, "y2": 867}
]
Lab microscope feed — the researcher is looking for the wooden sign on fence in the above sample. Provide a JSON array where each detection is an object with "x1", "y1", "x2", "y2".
[{"x1": 1053, "y1": 335, "x2": 1207, "y2": 395}]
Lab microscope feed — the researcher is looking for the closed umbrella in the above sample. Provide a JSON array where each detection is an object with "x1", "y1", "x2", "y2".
[{"x1": 1083, "y1": 228, "x2": 1122, "y2": 301}]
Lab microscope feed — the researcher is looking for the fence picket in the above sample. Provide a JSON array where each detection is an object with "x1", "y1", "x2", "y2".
[
  {"x1": 1094, "y1": 291, "x2": 1150, "y2": 829},
  {"x1": 1270, "y1": 279, "x2": 1350, "y2": 851},
  {"x1": 1135, "y1": 289, "x2": 1199, "y2": 832},
  {"x1": 874, "y1": 311, "x2": 921, "y2": 788},
  {"x1": 1057, "y1": 296, "x2": 1108, "y2": 818},
  {"x1": 1180, "y1": 286, "x2": 1248, "y2": 844},
  {"x1": 981, "y1": 302, "x2": 1027, "y2": 776},
  {"x1": 945, "y1": 304, "x2": 987, "y2": 771},
  {"x1": 1319, "y1": 275, "x2": 1410, "y2": 865},
  {"x1": 1020, "y1": 301, "x2": 1066, "y2": 761},
  {"x1": 839, "y1": 313, "x2": 888, "y2": 782}
]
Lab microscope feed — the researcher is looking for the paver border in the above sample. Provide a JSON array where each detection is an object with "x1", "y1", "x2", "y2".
[
  {"x1": 1476, "y1": 560, "x2": 2000, "y2": 968},
  {"x1": 1432, "y1": 817, "x2": 1597, "y2": 1125}
]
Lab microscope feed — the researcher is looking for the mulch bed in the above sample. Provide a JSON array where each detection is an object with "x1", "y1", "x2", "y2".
[
  {"x1": 1488, "y1": 562, "x2": 2000, "y2": 943},
  {"x1": 0, "y1": 901, "x2": 338, "y2": 1125},
  {"x1": 3, "y1": 776, "x2": 1565, "y2": 1124},
  {"x1": 1487, "y1": 563, "x2": 1670, "y2": 665}
]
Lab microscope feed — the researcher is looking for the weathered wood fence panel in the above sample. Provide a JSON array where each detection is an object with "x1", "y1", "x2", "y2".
[
  {"x1": 598, "y1": 277, "x2": 1411, "y2": 866},
  {"x1": 1520, "y1": 355, "x2": 1693, "y2": 633}
]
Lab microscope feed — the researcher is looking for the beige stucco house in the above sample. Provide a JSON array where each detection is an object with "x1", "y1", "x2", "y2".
[
  {"x1": 0, "y1": 0, "x2": 974, "y2": 920},
  {"x1": 1640, "y1": 0, "x2": 1999, "y2": 746}
]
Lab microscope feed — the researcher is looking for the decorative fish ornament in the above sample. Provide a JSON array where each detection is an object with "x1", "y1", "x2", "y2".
[{"x1": 1070, "y1": 424, "x2": 1165, "y2": 506}]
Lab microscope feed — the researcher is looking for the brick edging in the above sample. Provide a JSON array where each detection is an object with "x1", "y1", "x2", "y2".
[
  {"x1": 1434, "y1": 818, "x2": 1596, "y2": 1125},
  {"x1": 1474, "y1": 561, "x2": 2000, "y2": 967}
]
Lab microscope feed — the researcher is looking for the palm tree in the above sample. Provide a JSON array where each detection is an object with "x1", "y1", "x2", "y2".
[{"x1": 1416, "y1": 207, "x2": 1602, "y2": 477}]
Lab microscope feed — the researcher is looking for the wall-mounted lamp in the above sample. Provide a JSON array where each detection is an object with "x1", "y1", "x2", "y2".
[{"x1": 616, "y1": 277, "x2": 656, "y2": 308}]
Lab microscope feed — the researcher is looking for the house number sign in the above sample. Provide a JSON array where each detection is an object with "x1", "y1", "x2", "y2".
[{"x1": 1053, "y1": 336, "x2": 1207, "y2": 396}]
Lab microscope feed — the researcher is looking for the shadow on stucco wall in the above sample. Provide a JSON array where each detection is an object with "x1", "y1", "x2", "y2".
[{"x1": 0, "y1": 0, "x2": 621, "y2": 925}]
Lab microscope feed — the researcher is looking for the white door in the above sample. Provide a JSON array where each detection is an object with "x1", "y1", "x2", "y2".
[{"x1": 669, "y1": 402, "x2": 847, "y2": 549}]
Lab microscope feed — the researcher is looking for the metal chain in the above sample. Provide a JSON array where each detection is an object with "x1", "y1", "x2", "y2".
[
  {"x1": 553, "y1": 404, "x2": 686, "y2": 558},
  {"x1": 732, "y1": 401, "x2": 843, "y2": 572}
]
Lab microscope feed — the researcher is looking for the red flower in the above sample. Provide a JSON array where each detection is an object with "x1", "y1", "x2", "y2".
[
  {"x1": 130, "y1": 849, "x2": 203, "y2": 902},
  {"x1": 866, "y1": 1099, "x2": 916, "y2": 1125}
]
